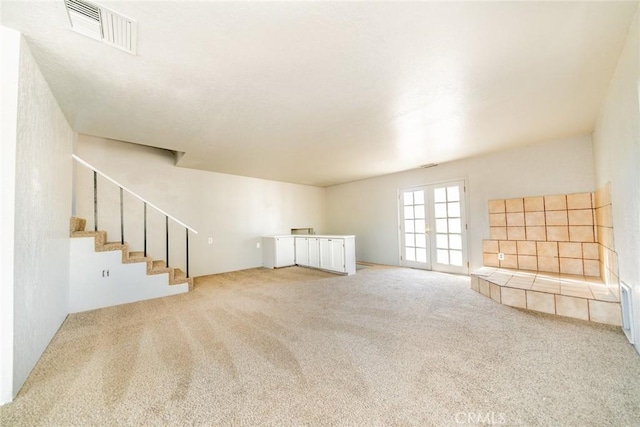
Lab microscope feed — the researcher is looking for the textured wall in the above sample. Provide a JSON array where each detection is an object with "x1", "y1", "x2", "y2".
[
  {"x1": 592, "y1": 9, "x2": 640, "y2": 352},
  {"x1": 12, "y1": 38, "x2": 73, "y2": 395},
  {"x1": 0, "y1": 26, "x2": 20, "y2": 405},
  {"x1": 326, "y1": 135, "x2": 596, "y2": 272},
  {"x1": 75, "y1": 135, "x2": 326, "y2": 277}
]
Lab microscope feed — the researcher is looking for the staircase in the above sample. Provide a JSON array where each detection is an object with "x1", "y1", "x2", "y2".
[{"x1": 70, "y1": 216, "x2": 193, "y2": 289}]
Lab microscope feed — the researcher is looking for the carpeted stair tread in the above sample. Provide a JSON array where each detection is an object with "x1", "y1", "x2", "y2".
[
  {"x1": 125, "y1": 251, "x2": 151, "y2": 264},
  {"x1": 69, "y1": 217, "x2": 86, "y2": 234},
  {"x1": 149, "y1": 260, "x2": 170, "y2": 275},
  {"x1": 97, "y1": 242, "x2": 128, "y2": 252},
  {"x1": 171, "y1": 268, "x2": 194, "y2": 290}
]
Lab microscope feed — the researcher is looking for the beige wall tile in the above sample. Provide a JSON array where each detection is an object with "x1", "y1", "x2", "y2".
[
  {"x1": 517, "y1": 241, "x2": 537, "y2": 256},
  {"x1": 490, "y1": 227, "x2": 507, "y2": 240},
  {"x1": 538, "y1": 256, "x2": 559, "y2": 273},
  {"x1": 568, "y1": 209, "x2": 594, "y2": 226},
  {"x1": 490, "y1": 283, "x2": 501, "y2": 303},
  {"x1": 524, "y1": 196, "x2": 544, "y2": 212},
  {"x1": 470, "y1": 275, "x2": 479, "y2": 292},
  {"x1": 569, "y1": 226, "x2": 595, "y2": 243},
  {"x1": 526, "y1": 226, "x2": 546, "y2": 241},
  {"x1": 537, "y1": 242, "x2": 559, "y2": 257},
  {"x1": 525, "y1": 211, "x2": 545, "y2": 226},
  {"x1": 559, "y1": 258, "x2": 584, "y2": 275},
  {"x1": 588, "y1": 300, "x2": 622, "y2": 326},
  {"x1": 545, "y1": 195, "x2": 567, "y2": 211},
  {"x1": 546, "y1": 211, "x2": 568, "y2": 226},
  {"x1": 567, "y1": 192, "x2": 592, "y2": 210},
  {"x1": 483, "y1": 240, "x2": 499, "y2": 253},
  {"x1": 506, "y1": 198, "x2": 524, "y2": 213},
  {"x1": 555, "y1": 295, "x2": 589, "y2": 320},
  {"x1": 584, "y1": 259, "x2": 600, "y2": 277},
  {"x1": 558, "y1": 242, "x2": 582, "y2": 258},
  {"x1": 595, "y1": 183, "x2": 611, "y2": 208},
  {"x1": 547, "y1": 226, "x2": 569, "y2": 241},
  {"x1": 488, "y1": 199, "x2": 506, "y2": 213},
  {"x1": 531, "y1": 281, "x2": 560, "y2": 294},
  {"x1": 479, "y1": 279, "x2": 491, "y2": 297},
  {"x1": 560, "y1": 284, "x2": 592, "y2": 299},
  {"x1": 499, "y1": 240, "x2": 517, "y2": 255},
  {"x1": 598, "y1": 205, "x2": 613, "y2": 227},
  {"x1": 483, "y1": 253, "x2": 499, "y2": 267},
  {"x1": 526, "y1": 291, "x2": 556, "y2": 314},
  {"x1": 518, "y1": 255, "x2": 537, "y2": 271},
  {"x1": 506, "y1": 212, "x2": 525, "y2": 227},
  {"x1": 582, "y1": 243, "x2": 599, "y2": 260},
  {"x1": 599, "y1": 227, "x2": 614, "y2": 248},
  {"x1": 489, "y1": 213, "x2": 506, "y2": 226},
  {"x1": 502, "y1": 287, "x2": 526, "y2": 308},
  {"x1": 500, "y1": 254, "x2": 518, "y2": 269},
  {"x1": 507, "y1": 227, "x2": 526, "y2": 241}
]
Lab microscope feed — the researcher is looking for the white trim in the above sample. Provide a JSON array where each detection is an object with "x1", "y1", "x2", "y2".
[{"x1": 72, "y1": 154, "x2": 198, "y2": 234}]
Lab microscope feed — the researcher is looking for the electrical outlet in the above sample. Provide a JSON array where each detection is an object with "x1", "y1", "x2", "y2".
[
  {"x1": 498, "y1": 253, "x2": 505, "y2": 261},
  {"x1": 208, "y1": 237, "x2": 213, "y2": 244}
]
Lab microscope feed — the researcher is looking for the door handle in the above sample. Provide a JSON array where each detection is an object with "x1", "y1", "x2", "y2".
[{"x1": 425, "y1": 227, "x2": 430, "y2": 235}]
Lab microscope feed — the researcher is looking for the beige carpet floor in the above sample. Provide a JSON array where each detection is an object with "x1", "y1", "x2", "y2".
[{"x1": 1, "y1": 265, "x2": 639, "y2": 426}]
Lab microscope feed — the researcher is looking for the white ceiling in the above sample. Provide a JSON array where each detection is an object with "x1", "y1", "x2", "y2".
[{"x1": 2, "y1": 1, "x2": 638, "y2": 186}]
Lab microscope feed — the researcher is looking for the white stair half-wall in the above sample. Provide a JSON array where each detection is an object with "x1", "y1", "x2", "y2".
[{"x1": 69, "y1": 237, "x2": 188, "y2": 313}]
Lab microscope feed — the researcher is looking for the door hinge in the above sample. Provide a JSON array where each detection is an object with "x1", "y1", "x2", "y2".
[{"x1": 465, "y1": 224, "x2": 468, "y2": 230}]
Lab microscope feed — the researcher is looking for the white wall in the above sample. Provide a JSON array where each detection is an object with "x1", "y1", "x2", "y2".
[
  {"x1": 12, "y1": 37, "x2": 74, "y2": 397},
  {"x1": 593, "y1": 9, "x2": 640, "y2": 352},
  {"x1": 326, "y1": 135, "x2": 595, "y2": 271},
  {"x1": 75, "y1": 135, "x2": 326, "y2": 277},
  {"x1": 0, "y1": 25, "x2": 20, "y2": 406}
]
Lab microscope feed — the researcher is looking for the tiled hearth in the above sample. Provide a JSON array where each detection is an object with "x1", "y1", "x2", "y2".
[
  {"x1": 471, "y1": 267, "x2": 621, "y2": 325},
  {"x1": 474, "y1": 188, "x2": 622, "y2": 326}
]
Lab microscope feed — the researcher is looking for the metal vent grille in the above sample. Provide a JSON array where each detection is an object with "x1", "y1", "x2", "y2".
[{"x1": 64, "y1": 0, "x2": 137, "y2": 55}]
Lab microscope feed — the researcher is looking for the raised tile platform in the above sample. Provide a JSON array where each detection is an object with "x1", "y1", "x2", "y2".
[{"x1": 471, "y1": 267, "x2": 621, "y2": 326}]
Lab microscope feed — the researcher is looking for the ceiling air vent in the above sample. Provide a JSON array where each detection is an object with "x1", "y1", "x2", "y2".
[{"x1": 64, "y1": 0, "x2": 138, "y2": 55}]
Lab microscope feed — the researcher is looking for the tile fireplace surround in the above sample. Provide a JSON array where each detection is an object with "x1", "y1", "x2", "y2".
[{"x1": 473, "y1": 185, "x2": 621, "y2": 325}]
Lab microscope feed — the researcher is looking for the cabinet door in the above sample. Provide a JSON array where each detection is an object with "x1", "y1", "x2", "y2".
[
  {"x1": 295, "y1": 237, "x2": 309, "y2": 266},
  {"x1": 330, "y1": 240, "x2": 345, "y2": 272},
  {"x1": 275, "y1": 237, "x2": 295, "y2": 267},
  {"x1": 308, "y1": 238, "x2": 320, "y2": 268},
  {"x1": 319, "y1": 238, "x2": 345, "y2": 272}
]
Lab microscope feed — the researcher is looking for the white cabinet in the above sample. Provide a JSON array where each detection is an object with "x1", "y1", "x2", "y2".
[
  {"x1": 295, "y1": 237, "x2": 310, "y2": 266},
  {"x1": 308, "y1": 237, "x2": 320, "y2": 268},
  {"x1": 268, "y1": 235, "x2": 355, "y2": 275},
  {"x1": 262, "y1": 236, "x2": 295, "y2": 268},
  {"x1": 319, "y1": 238, "x2": 345, "y2": 272},
  {"x1": 296, "y1": 237, "x2": 321, "y2": 268},
  {"x1": 316, "y1": 236, "x2": 356, "y2": 275}
]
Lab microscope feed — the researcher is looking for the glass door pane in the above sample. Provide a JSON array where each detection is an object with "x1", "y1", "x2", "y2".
[
  {"x1": 399, "y1": 187, "x2": 431, "y2": 270},
  {"x1": 428, "y1": 181, "x2": 468, "y2": 274}
]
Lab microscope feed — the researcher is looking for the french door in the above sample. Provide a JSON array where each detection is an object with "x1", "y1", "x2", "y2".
[{"x1": 400, "y1": 180, "x2": 468, "y2": 274}]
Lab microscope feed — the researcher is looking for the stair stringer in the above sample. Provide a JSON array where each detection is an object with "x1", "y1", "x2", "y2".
[{"x1": 69, "y1": 237, "x2": 188, "y2": 313}]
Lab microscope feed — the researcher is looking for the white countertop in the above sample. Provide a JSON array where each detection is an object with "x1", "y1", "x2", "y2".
[{"x1": 265, "y1": 235, "x2": 355, "y2": 239}]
